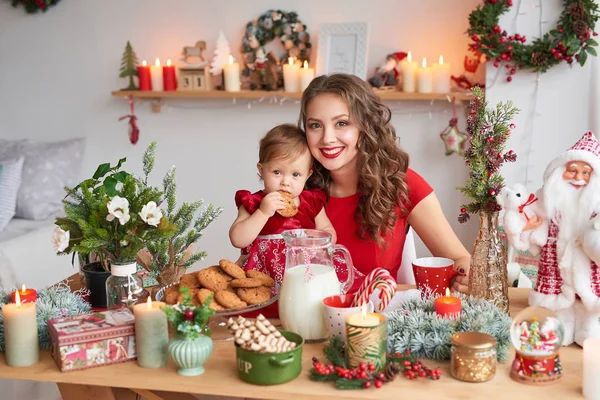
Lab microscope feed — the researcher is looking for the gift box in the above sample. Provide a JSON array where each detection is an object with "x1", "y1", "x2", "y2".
[
  {"x1": 137, "y1": 264, "x2": 158, "y2": 288},
  {"x1": 48, "y1": 309, "x2": 137, "y2": 372}
]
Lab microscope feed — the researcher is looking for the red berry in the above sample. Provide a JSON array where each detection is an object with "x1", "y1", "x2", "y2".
[
  {"x1": 377, "y1": 373, "x2": 386, "y2": 380},
  {"x1": 510, "y1": 69, "x2": 516, "y2": 74},
  {"x1": 489, "y1": 189, "x2": 496, "y2": 196},
  {"x1": 359, "y1": 371, "x2": 367, "y2": 379},
  {"x1": 507, "y1": 76, "x2": 513, "y2": 82},
  {"x1": 375, "y1": 380, "x2": 383, "y2": 388},
  {"x1": 508, "y1": 149, "x2": 514, "y2": 154},
  {"x1": 515, "y1": 34, "x2": 521, "y2": 40},
  {"x1": 364, "y1": 381, "x2": 371, "y2": 389},
  {"x1": 460, "y1": 207, "x2": 466, "y2": 213},
  {"x1": 413, "y1": 364, "x2": 420, "y2": 371},
  {"x1": 521, "y1": 36, "x2": 526, "y2": 43},
  {"x1": 487, "y1": 137, "x2": 493, "y2": 142},
  {"x1": 403, "y1": 360, "x2": 412, "y2": 367},
  {"x1": 359, "y1": 362, "x2": 366, "y2": 371},
  {"x1": 594, "y1": 32, "x2": 599, "y2": 36},
  {"x1": 493, "y1": 62, "x2": 499, "y2": 67},
  {"x1": 367, "y1": 363, "x2": 376, "y2": 371},
  {"x1": 559, "y1": 27, "x2": 564, "y2": 33},
  {"x1": 394, "y1": 352, "x2": 401, "y2": 357},
  {"x1": 510, "y1": 123, "x2": 516, "y2": 129},
  {"x1": 507, "y1": 0, "x2": 513, "y2": 5},
  {"x1": 406, "y1": 350, "x2": 411, "y2": 354},
  {"x1": 509, "y1": 36, "x2": 515, "y2": 41},
  {"x1": 501, "y1": 37, "x2": 507, "y2": 43},
  {"x1": 183, "y1": 309, "x2": 194, "y2": 320},
  {"x1": 506, "y1": 45, "x2": 512, "y2": 51},
  {"x1": 505, "y1": 64, "x2": 511, "y2": 69}
]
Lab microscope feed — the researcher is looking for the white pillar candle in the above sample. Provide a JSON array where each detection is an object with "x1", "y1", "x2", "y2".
[
  {"x1": 432, "y1": 55, "x2": 451, "y2": 93},
  {"x1": 150, "y1": 58, "x2": 163, "y2": 92},
  {"x1": 300, "y1": 60, "x2": 315, "y2": 92},
  {"x1": 283, "y1": 57, "x2": 300, "y2": 93},
  {"x1": 223, "y1": 55, "x2": 240, "y2": 92},
  {"x1": 417, "y1": 57, "x2": 433, "y2": 94},
  {"x1": 2, "y1": 291, "x2": 39, "y2": 367},
  {"x1": 133, "y1": 298, "x2": 169, "y2": 369},
  {"x1": 584, "y1": 338, "x2": 600, "y2": 400},
  {"x1": 400, "y1": 51, "x2": 418, "y2": 93}
]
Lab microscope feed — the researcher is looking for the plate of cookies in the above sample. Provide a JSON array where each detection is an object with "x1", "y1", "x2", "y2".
[{"x1": 156, "y1": 259, "x2": 279, "y2": 316}]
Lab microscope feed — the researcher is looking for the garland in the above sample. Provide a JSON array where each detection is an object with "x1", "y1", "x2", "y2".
[
  {"x1": 310, "y1": 336, "x2": 441, "y2": 390},
  {"x1": 467, "y1": 0, "x2": 599, "y2": 81},
  {"x1": 10, "y1": 0, "x2": 60, "y2": 13},
  {"x1": 384, "y1": 290, "x2": 512, "y2": 361},
  {"x1": 457, "y1": 86, "x2": 518, "y2": 223},
  {"x1": 0, "y1": 281, "x2": 91, "y2": 351}
]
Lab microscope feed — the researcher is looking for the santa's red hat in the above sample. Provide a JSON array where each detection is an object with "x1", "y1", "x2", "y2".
[
  {"x1": 543, "y1": 131, "x2": 600, "y2": 182},
  {"x1": 387, "y1": 52, "x2": 407, "y2": 63}
]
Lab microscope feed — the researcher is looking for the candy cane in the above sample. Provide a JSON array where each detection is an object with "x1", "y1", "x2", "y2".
[{"x1": 353, "y1": 268, "x2": 397, "y2": 311}]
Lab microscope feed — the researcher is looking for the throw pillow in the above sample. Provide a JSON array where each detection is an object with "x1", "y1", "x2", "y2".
[
  {"x1": 0, "y1": 157, "x2": 25, "y2": 231},
  {"x1": 15, "y1": 138, "x2": 86, "y2": 220}
]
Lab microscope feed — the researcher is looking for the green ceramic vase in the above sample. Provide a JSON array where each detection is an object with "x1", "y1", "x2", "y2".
[{"x1": 168, "y1": 335, "x2": 213, "y2": 376}]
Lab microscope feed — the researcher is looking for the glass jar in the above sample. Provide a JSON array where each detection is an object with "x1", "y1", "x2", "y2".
[
  {"x1": 106, "y1": 261, "x2": 145, "y2": 310},
  {"x1": 451, "y1": 332, "x2": 497, "y2": 382}
]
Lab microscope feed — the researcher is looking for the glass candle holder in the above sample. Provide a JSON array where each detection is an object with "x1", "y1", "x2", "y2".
[
  {"x1": 106, "y1": 261, "x2": 145, "y2": 310},
  {"x1": 451, "y1": 332, "x2": 497, "y2": 382},
  {"x1": 345, "y1": 312, "x2": 387, "y2": 371}
]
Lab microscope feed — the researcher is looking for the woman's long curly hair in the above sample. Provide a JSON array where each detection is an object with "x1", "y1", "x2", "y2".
[{"x1": 298, "y1": 74, "x2": 410, "y2": 246}]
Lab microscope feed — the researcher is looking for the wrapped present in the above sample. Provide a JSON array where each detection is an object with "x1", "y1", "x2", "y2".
[
  {"x1": 48, "y1": 309, "x2": 136, "y2": 372},
  {"x1": 136, "y1": 264, "x2": 158, "y2": 288}
]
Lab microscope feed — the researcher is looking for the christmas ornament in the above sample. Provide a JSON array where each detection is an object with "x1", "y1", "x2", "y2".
[
  {"x1": 309, "y1": 336, "x2": 441, "y2": 390},
  {"x1": 10, "y1": 0, "x2": 60, "y2": 13},
  {"x1": 440, "y1": 101, "x2": 467, "y2": 156},
  {"x1": 119, "y1": 95, "x2": 140, "y2": 145},
  {"x1": 119, "y1": 41, "x2": 139, "y2": 90},
  {"x1": 467, "y1": 0, "x2": 599, "y2": 79}
]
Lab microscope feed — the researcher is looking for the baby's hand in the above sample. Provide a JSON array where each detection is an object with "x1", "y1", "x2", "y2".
[{"x1": 259, "y1": 192, "x2": 287, "y2": 217}]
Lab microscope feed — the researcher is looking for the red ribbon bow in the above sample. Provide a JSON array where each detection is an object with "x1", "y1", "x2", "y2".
[
  {"x1": 118, "y1": 95, "x2": 139, "y2": 145},
  {"x1": 518, "y1": 193, "x2": 538, "y2": 221}
]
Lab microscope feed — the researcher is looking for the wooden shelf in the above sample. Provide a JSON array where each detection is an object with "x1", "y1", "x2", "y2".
[{"x1": 111, "y1": 89, "x2": 473, "y2": 113}]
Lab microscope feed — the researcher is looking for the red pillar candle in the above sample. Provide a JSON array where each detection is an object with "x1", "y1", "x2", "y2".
[
  {"x1": 162, "y1": 58, "x2": 177, "y2": 91},
  {"x1": 138, "y1": 60, "x2": 152, "y2": 91},
  {"x1": 434, "y1": 288, "x2": 462, "y2": 318},
  {"x1": 11, "y1": 284, "x2": 37, "y2": 304}
]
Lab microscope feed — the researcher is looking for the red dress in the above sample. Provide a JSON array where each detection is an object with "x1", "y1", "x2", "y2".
[{"x1": 325, "y1": 168, "x2": 433, "y2": 292}]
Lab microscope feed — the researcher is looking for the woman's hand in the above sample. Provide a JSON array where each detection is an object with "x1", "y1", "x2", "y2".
[
  {"x1": 451, "y1": 257, "x2": 470, "y2": 294},
  {"x1": 259, "y1": 192, "x2": 287, "y2": 217}
]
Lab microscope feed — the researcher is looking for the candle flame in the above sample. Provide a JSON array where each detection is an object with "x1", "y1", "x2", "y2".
[
  {"x1": 15, "y1": 291, "x2": 20, "y2": 306},
  {"x1": 167, "y1": 58, "x2": 172, "y2": 67},
  {"x1": 439, "y1": 55, "x2": 444, "y2": 65},
  {"x1": 288, "y1": 57, "x2": 294, "y2": 65},
  {"x1": 445, "y1": 287, "x2": 450, "y2": 297},
  {"x1": 422, "y1": 58, "x2": 427, "y2": 68},
  {"x1": 229, "y1": 55, "x2": 234, "y2": 64},
  {"x1": 21, "y1": 284, "x2": 26, "y2": 292},
  {"x1": 407, "y1": 51, "x2": 412, "y2": 63},
  {"x1": 154, "y1": 58, "x2": 160, "y2": 67},
  {"x1": 142, "y1": 60, "x2": 147, "y2": 66},
  {"x1": 147, "y1": 296, "x2": 152, "y2": 309},
  {"x1": 303, "y1": 60, "x2": 308, "y2": 69}
]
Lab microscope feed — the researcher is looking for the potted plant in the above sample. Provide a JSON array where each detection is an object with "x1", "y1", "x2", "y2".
[
  {"x1": 163, "y1": 287, "x2": 215, "y2": 376},
  {"x1": 136, "y1": 165, "x2": 223, "y2": 288},
  {"x1": 53, "y1": 142, "x2": 175, "y2": 308}
]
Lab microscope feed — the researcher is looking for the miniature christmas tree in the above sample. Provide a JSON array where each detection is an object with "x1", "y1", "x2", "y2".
[
  {"x1": 119, "y1": 41, "x2": 139, "y2": 90},
  {"x1": 210, "y1": 31, "x2": 232, "y2": 76},
  {"x1": 528, "y1": 317, "x2": 540, "y2": 347},
  {"x1": 457, "y1": 86, "x2": 519, "y2": 223}
]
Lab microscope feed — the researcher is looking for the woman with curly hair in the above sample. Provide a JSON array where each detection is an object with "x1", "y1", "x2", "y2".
[{"x1": 299, "y1": 73, "x2": 470, "y2": 293}]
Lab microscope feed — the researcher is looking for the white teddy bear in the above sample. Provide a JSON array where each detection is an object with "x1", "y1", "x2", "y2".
[{"x1": 497, "y1": 183, "x2": 546, "y2": 256}]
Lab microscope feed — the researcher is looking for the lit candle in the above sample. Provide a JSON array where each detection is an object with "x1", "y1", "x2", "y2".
[
  {"x1": 434, "y1": 288, "x2": 462, "y2": 318},
  {"x1": 137, "y1": 60, "x2": 152, "y2": 91},
  {"x1": 162, "y1": 58, "x2": 177, "y2": 91},
  {"x1": 345, "y1": 305, "x2": 387, "y2": 371},
  {"x1": 2, "y1": 291, "x2": 39, "y2": 367},
  {"x1": 283, "y1": 57, "x2": 300, "y2": 93},
  {"x1": 300, "y1": 60, "x2": 315, "y2": 92},
  {"x1": 133, "y1": 297, "x2": 169, "y2": 368},
  {"x1": 223, "y1": 55, "x2": 241, "y2": 92},
  {"x1": 417, "y1": 57, "x2": 433, "y2": 94},
  {"x1": 400, "y1": 51, "x2": 418, "y2": 93},
  {"x1": 584, "y1": 338, "x2": 600, "y2": 400},
  {"x1": 150, "y1": 58, "x2": 163, "y2": 92},
  {"x1": 10, "y1": 284, "x2": 37, "y2": 304},
  {"x1": 432, "y1": 55, "x2": 451, "y2": 93}
]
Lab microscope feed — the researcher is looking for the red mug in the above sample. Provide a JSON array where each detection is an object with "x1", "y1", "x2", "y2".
[{"x1": 412, "y1": 257, "x2": 457, "y2": 296}]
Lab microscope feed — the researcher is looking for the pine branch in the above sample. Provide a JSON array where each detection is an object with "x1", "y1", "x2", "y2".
[{"x1": 323, "y1": 335, "x2": 347, "y2": 367}]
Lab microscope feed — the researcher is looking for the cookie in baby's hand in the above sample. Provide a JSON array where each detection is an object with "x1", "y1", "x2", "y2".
[{"x1": 276, "y1": 191, "x2": 298, "y2": 218}]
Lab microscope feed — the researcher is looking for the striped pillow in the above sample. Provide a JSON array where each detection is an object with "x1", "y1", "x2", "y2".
[{"x1": 0, "y1": 157, "x2": 24, "y2": 231}]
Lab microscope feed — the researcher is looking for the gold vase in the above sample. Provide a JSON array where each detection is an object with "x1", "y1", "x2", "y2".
[{"x1": 468, "y1": 211, "x2": 510, "y2": 313}]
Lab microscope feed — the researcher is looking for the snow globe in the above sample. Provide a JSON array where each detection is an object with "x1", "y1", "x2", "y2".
[{"x1": 510, "y1": 306, "x2": 564, "y2": 385}]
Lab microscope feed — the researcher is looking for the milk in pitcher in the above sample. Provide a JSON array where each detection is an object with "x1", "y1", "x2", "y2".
[{"x1": 278, "y1": 264, "x2": 342, "y2": 341}]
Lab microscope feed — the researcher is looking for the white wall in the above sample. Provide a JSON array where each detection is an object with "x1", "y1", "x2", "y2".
[{"x1": 6, "y1": 0, "x2": 588, "y2": 276}]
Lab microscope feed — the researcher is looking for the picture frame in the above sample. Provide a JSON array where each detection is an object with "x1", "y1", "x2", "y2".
[{"x1": 317, "y1": 23, "x2": 369, "y2": 80}]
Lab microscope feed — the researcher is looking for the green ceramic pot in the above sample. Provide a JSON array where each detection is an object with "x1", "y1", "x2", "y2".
[
  {"x1": 169, "y1": 335, "x2": 213, "y2": 376},
  {"x1": 235, "y1": 330, "x2": 304, "y2": 385}
]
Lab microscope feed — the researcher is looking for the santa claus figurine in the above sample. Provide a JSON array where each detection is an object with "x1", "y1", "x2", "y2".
[
  {"x1": 368, "y1": 52, "x2": 407, "y2": 88},
  {"x1": 527, "y1": 131, "x2": 600, "y2": 346}
]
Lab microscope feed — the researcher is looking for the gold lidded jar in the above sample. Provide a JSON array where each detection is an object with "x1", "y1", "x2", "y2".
[{"x1": 451, "y1": 332, "x2": 497, "y2": 383}]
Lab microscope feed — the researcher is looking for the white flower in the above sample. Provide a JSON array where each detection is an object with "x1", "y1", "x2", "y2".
[
  {"x1": 139, "y1": 201, "x2": 163, "y2": 227},
  {"x1": 106, "y1": 196, "x2": 131, "y2": 225},
  {"x1": 52, "y1": 227, "x2": 70, "y2": 252}
]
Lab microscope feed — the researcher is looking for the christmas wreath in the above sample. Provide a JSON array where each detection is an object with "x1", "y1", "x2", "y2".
[
  {"x1": 467, "y1": 0, "x2": 599, "y2": 81},
  {"x1": 10, "y1": 0, "x2": 60, "y2": 13}
]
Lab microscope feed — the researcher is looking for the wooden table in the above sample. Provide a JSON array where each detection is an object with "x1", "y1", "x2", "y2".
[{"x1": 0, "y1": 281, "x2": 586, "y2": 400}]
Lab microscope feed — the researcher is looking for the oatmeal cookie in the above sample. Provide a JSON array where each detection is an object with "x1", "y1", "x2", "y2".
[
  {"x1": 230, "y1": 278, "x2": 263, "y2": 288},
  {"x1": 219, "y1": 259, "x2": 246, "y2": 279},
  {"x1": 178, "y1": 288, "x2": 200, "y2": 306},
  {"x1": 246, "y1": 270, "x2": 276, "y2": 287},
  {"x1": 180, "y1": 272, "x2": 200, "y2": 289},
  {"x1": 214, "y1": 290, "x2": 248, "y2": 309},
  {"x1": 197, "y1": 266, "x2": 231, "y2": 291},
  {"x1": 276, "y1": 191, "x2": 298, "y2": 217},
  {"x1": 237, "y1": 286, "x2": 272, "y2": 305},
  {"x1": 164, "y1": 284, "x2": 181, "y2": 305},
  {"x1": 197, "y1": 288, "x2": 224, "y2": 311}
]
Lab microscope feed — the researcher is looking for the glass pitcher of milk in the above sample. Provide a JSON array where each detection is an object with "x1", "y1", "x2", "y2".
[{"x1": 278, "y1": 229, "x2": 355, "y2": 342}]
